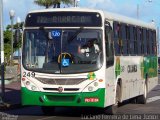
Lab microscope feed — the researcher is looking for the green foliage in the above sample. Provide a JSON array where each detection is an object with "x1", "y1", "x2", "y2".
[
  {"x1": 4, "y1": 30, "x2": 11, "y2": 44},
  {"x1": 3, "y1": 23, "x2": 23, "y2": 65},
  {"x1": 6, "y1": 22, "x2": 24, "y2": 30},
  {"x1": 34, "y1": 0, "x2": 73, "y2": 8},
  {"x1": 4, "y1": 43, "x2": 11, "y2": 65}
]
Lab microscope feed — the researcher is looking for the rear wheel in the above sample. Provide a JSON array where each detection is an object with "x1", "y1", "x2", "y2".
[
  {"x1": 137, "y1": 81, "x2": 147, "y2": 104},
  {"x1": 104, "y1": 84, "x2": 120, "y2": 115},
  {"x1": 41, "y1": 106, "x2": 55, "y2": 115}
]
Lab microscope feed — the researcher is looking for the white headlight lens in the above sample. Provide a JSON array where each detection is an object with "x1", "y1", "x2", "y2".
[
  {"x1": 31, "y1": 86, "x2": 36, "y2": 91},
  {"x1": 94, "y1": 82, "x2": 98, "y2": 87},
  {"x1": 26, "y1": 81, "x2": 30, "y2": 86},
  {"x1": 88, "y1": 86, "x2": 94, "y2": 91}
]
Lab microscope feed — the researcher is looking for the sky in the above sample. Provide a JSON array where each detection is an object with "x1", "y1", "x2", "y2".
[{"x1": 2, "y1": 0, "x2": 160, "y2": 28}]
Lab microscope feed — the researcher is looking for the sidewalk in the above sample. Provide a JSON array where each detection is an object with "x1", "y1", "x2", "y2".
[
  {"x1": 0, "y1": 65, "x2": 22, "y2": 110},
  {"x1": 0, "y1": 80, "x2": 22, "y2": 110}
]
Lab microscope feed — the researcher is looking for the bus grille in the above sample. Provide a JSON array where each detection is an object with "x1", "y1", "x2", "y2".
[
  {"x1": 36, "y1": 77, "x2": 87, "y2": 85},
  {"x1": 43, "y1": 88, "x2": 79, "y2": 91},
  {"x1": 46, "y1": 95, "x2": 75, "y2": 102}
]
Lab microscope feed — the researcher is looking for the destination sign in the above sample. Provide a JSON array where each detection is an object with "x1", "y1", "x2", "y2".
[{"x1": 25, "y1": 12, "x2": 102, "y2": 27}]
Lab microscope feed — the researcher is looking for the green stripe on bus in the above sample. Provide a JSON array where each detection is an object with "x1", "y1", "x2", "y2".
[
  {"x1": 143, "y1": 56, "x2": 158, "y2": 78},
  {"x1": 21, "y1": 87, "x2": 105, "y2": 108},
  {"x1": 115, "y1": 57, "x2": 121, "y2": 77}
]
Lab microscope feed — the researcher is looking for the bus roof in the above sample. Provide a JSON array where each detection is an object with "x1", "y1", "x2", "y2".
[
  {"x1": 103, "y1": 11, "x2": 156, "y2": 30},
  {"x1": 28, "y1": 7, "x2": 156, "y2": 30}
]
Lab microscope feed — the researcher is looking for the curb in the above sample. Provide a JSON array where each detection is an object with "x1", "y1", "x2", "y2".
[{"x1": 0, "y1": 103, "x2": 22, "y2": 111}]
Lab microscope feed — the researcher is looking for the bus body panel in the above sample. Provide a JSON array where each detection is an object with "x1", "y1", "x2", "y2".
[{"x1": 21, "y1": 87, "x2": 105, "y2": 108}]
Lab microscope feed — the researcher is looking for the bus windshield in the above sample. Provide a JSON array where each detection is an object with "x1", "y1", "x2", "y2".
[{"x1": 22, "y1": 29, "x2": 103, "y2": 74}]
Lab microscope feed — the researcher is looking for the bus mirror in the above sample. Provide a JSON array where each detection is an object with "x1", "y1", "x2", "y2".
[
  {"x1": 105, "y1": 25, "x2": 112, "y2": 33},
  {"x1": 48, "y1": 32, "x2": 53, "y2": 39},
  {"x1": 105, "y1": 21, "x2": 112, "y2": 33},
  {"x1": 14, "y1": 29, "x2": 21, "y2": 47}
]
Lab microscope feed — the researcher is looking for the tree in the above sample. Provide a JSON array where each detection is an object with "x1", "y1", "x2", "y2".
[
  {"x1": 34, "y1": 0, "x2": 73, "y2": 8},
  {"x1": 6, "y1": 22, "x2": 24, "y2": 30},
  {"x1": 4, "y1": 23, "x2": 23, "y2": 65}
]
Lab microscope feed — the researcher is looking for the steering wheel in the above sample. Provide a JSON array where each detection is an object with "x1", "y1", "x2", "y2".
[{"x1": 58, "y1": 52, "x2": 74, "y2": 64}]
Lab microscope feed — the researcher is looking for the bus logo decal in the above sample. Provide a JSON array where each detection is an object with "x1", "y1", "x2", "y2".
[
  {"x1": 127, "y1": 65, "x2": 137, "y2": 73},
  {"x1": 58, "y1": 87, "x2": 63, "y2": 93},
  {"x1": 87, "y1": 72, "x2": 96, "y2": 80}
]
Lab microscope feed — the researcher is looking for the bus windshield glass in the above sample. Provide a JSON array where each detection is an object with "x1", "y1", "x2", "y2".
[{"x1": 22, "y1": 29, "x2": 103, "y2": 74}]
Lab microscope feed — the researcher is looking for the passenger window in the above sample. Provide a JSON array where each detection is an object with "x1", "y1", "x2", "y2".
[
  {"x1": 113, "y1": 22, "x2": 121, "y2": 55},
  {"x1": 105, "y1": 22, "x2": 114, "y2": 67}
]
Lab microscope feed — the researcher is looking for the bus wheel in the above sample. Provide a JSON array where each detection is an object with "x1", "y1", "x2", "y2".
[
  {"x1": 41, "y1": 106, "x2": 55, "y2": 115},
  {"x1": 104, "y1": 84, "x2": 120, "y2": 115},
  {"x1": 136, "y1": 81, "x2": 147, "y2": 104}
]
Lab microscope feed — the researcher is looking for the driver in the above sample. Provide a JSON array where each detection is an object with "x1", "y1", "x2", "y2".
[{"x1": 78, "y1": 38, "x2": 100, "y2": 54}]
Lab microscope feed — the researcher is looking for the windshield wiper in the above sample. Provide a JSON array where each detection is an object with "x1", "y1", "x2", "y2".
[
  {"x1": 67, "y1": 27, "x2": 84, "y2": 44},
  {"x1": 39, "y1": 27, "x2": 50, "y2": 63}
]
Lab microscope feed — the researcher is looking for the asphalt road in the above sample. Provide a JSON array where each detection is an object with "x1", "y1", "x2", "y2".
[{"x1": 1, "y1": 76, "x2": 160, "y2": 120}]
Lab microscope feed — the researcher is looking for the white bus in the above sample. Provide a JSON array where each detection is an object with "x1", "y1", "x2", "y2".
[{"x1": 21, "y1": 8, "x2": 158, "y2": 114}]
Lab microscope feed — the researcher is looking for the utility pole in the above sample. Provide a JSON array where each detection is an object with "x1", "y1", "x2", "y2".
[
  {"x1": 157, "y1": 27, "x2": 159, "y2": 56},
  {"x1": 74, "y1": 0, "x2": 76, "y2": 7},
  {"x1": 17, "y1": 17, "x2": 21, "y2": 65},
  {"x1": 137, "y1": 4, "x2": 139, "y2": 19},
  {"x1": 9, "y1": 10, "x2": 15, "y2": 66},
  {"x1": 0, "y1": 0, "x2": 5, "y2": 102}
]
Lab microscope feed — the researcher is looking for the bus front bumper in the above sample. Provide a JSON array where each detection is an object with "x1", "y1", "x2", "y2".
[{"x1": 21, "y1": 87, "x2": 105, "y2": 108}]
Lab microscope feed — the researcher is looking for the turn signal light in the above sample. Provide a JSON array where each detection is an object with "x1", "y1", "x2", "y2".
[
  {"x1": 22, "y1": 77, "x2": 26, "y2": 81},
  {"x1": 99, "y1": 79, "x2": 103, "y2": 82}
]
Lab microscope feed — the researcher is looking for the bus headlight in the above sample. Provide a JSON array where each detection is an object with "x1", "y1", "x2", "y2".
[
  {"x1": 24, "y1": 80, "x2": 39, "y2": 91},
  {"x1": 82, "y1": 80, "x2": 101, "y2": 92},
  {"x1": 26, "y1": 81, "x2": 30, "y2": 86},
  {"x1": 94, "y1": 82, "x2": 98, "y2": 87},
  {"x1": 88, "y1": 86, "x2": 94, "y2": 91},
  {"x1": 31, "y1": 85, "x2": 37, "y2": 91}
]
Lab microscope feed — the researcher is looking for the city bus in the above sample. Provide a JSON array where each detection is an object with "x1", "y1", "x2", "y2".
[{"x1": 21, "y1": 8, "x2": 158, "y2": 114}]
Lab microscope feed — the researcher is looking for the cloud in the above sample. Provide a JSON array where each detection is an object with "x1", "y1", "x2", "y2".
[
  {"x1": 80, "y1": 0, "x2": 160, "y2": 25},
  {"x1": 82, "y1": 0, "x2": 115, "y2": 10},
  {"x1": 3, "y1": 0, "x2": 160, "y2": 28}
]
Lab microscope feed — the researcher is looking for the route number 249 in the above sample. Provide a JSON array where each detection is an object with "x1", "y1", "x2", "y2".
[{"x1": 23, "y1": 72, "x2": 35, "y2": 78}]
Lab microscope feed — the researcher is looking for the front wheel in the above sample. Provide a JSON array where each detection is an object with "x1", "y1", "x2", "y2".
[
  {"x1": 104, "y1": 84, "x2": 120, "y2": 115},
  {"x1": 41, "y1": 106, "x2": 55, "y2": 115}
]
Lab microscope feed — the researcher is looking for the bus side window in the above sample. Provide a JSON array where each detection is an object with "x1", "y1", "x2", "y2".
[
  {"x1": 138, "y1": 28, "x2": 143, "y2": 55},
  {"x1": 113, "y1": 22, "x2": 120, "y2": 55},
  {"x1": 146, "y1": 30, "x2": 150, "y2": 55},
  {"x1": 143, "y1": 29, "x2": 147, "y2": 55},
  {"x1": 137, "y1": 27, "x2": 142, "y2": 55},
  {"x1": 149, "y1": 30, "x2": 154, "y2": 55},
  {"x1": 125, "y1": 25, "x2": 130, "y2": 55},
  {"x1": 133, "y1": 27, "x2": 138, "y2": 55},
  {"x1": 121, "y1": 23, "x2": 126, "y2": 55},
  {"x1": 130, "y1": 26, "x2": 134, "y2": 55},
  {"x1": 153, "y1": 31, "x2": 157, "y2": 55},
  {"x1": 105, "y1": 23, "x2": 114, "y2": 67}
]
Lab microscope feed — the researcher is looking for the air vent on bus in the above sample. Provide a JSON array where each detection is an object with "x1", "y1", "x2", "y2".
[
  {"x1": 43, "y1": 88, "x2": 80, "y2": 91},
  {"x1": 36, "y1": 77, "x2": 87, "y2": 85}
]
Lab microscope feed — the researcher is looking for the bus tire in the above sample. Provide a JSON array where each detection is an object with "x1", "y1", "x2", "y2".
[
  {"x1": 136, "y1": 80, "x2": 147, "y2": 104},
  {"x1": 129, "y1": 97, "x2": 137, "y2": 104},
  {"x1": 104, "y1": 84, "x2": 120, "y2": 115},
  {"x1": 41, "y1": 106, "x2": 55, "y2": 115}
]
